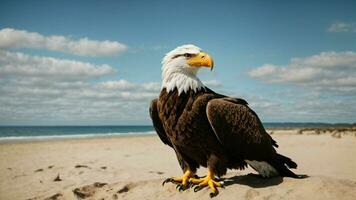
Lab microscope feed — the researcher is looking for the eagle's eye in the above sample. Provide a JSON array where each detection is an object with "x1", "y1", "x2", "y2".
[{"x1": 183, "y1": 53, "x2": 192, "y2": 58}]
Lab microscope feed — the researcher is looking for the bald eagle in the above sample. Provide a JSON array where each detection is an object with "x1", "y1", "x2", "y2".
[{"x1": 149, "y1": 44, "x2": 302, "y2": 197}]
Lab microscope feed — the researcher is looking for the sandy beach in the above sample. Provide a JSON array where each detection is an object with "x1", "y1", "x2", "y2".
[{"x1": 1, "y1": 129, "x2": 356, "y2": 200}]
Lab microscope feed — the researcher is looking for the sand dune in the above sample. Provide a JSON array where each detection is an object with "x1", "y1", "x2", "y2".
[{"x1": 1, "y1": 131, "x2": 356, "y2": 200}]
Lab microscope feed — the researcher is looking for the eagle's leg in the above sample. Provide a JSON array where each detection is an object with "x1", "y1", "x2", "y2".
[
  {"x1": 162, "y1": 169, "x2": 194, "y2": 191},
  {"x1": 189, "y1": 168, "x2": 224, "y2": 197}
]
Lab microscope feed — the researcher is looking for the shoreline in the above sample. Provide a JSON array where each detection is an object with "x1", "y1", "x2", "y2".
[
  {"x1": 0, "y1": 132, "x2": 156, "y2": 144},
  {"x1": 1, "y1": 126, "x2": 355, "y2": 144}
]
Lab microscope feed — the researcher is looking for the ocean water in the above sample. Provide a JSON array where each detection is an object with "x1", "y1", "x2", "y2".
[
  {"x1": 0, "y1": 123, "x2": 352, "y2": 142},
  {"x1": 0, "y1": 126, "x2": 155, "y2": 141}
]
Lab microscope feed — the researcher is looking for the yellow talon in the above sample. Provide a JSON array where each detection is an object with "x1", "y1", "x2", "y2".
[
  {"x1": 162, "y1": 170, "x2": 194, "y2": 190},
  {"x1": 189, "y1": 169, "x2": 223, "y2": 197}
]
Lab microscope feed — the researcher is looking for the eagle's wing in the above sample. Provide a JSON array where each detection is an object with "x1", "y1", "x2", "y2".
[
  {"x1": 149, "y1": 98, "x2": 172, "y2": 147},
  {"x1": 206, "y1": 97, "x2": 277, "y2": 160}
]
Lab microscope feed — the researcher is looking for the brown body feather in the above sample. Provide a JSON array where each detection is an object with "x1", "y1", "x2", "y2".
[{"x1": 149, "y1": 87, "x2": 299, "y2": 178}]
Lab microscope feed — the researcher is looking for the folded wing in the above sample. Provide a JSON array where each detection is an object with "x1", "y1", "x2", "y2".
[
  {"x1": 206, "y1": 97, "x2": 277, "y2": 161},
  {"x1": 150, "y1": 99, "x2": 172, "y2": 147}
]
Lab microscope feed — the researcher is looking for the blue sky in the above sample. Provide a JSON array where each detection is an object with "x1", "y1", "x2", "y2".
[{"x1": 0, "y1": 0, "x2": 355, "y2": 125}]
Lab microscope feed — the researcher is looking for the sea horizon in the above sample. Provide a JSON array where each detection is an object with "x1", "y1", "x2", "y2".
[{"x1": 0, "y1": 122, "x2": 354, "y2": 142}]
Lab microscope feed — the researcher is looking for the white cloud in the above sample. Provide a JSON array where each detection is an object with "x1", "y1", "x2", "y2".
[
  {"x1": 96, "y1": 80, "x2": 160, "y2": 91},
  {"x1": 202, "y1": 80, "x2": 221, "y2": 87},
  {"x1": 248, "y1": 64, "x2": 276, "y2": 77},
  {"x1": 0, "y1": 28, "x2": 128, "y2": 56},
  {"x1": 249, "y1": 51, "x2": 356, "y2": 93},
  {"x1": 0, "y1": 50, "x2": 160, "y2": 125},
  {"x1": 246, "y1": 51, "x2": 356, "y2": 123},
  {"x1": 0, "y1": 50, "x2": 114, "y2": 80},
  {"x1": 327, "y1": 22, "x2": 355, "y2": 33},
  {"x1": 97, "y1": 80, "x2": 137, "y2": 90}
]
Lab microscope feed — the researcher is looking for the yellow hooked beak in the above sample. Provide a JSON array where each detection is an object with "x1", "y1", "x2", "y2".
[{"x1": 187, "y1": 52, "x2": 214, "y2": 70}]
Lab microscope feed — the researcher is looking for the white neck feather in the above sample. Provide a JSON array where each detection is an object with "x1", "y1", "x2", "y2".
[
  {"x1": 161, "y1": 44, "x2": 206, "y2": 95},
  {"x1": 161, "y1": 63, "x2": 205, "y2": 95}
]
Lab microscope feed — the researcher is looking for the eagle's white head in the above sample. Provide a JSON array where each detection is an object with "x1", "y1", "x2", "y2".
[{"x1": 161, "y1": 44, "x2": 214, "y2": 95}]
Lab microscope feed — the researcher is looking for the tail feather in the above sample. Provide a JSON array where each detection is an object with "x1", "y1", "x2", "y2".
[
  {"x1": 268, "y1": 153, "x2": 302, "y2": 178},
  {"x1": 277, "y1": 153, "x2": 297, "y2": 168}
]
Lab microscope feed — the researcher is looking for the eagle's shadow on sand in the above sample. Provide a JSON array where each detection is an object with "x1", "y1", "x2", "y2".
[{"x1": 221, "y1": 173, "x2": 305, "y2": 188}]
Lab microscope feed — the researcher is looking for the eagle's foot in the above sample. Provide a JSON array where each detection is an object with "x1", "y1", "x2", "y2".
[
  {"x1": 162, "y1": 170, "x2": 194, "y2": 191},
  {"x1": 189, "y1": 170, "x2": 224, "y2": 198}
]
